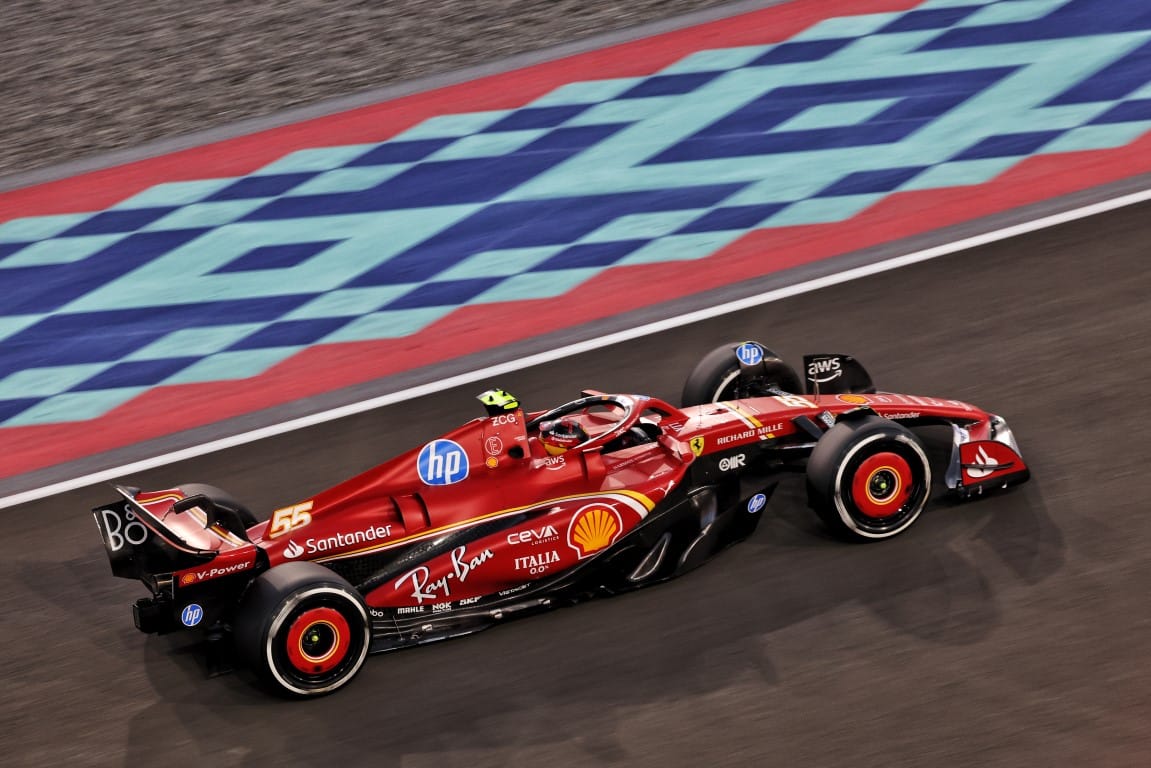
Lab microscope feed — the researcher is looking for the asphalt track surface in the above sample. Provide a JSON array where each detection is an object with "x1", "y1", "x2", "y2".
[{"x1": 4, "y1": 200, "x2": 1150, "y2": 767}]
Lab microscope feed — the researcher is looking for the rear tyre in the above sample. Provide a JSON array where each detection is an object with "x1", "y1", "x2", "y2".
[
  {"x1": 806, "y1": 415, "x2": 931, "y2": 541},
  {"x1": 178, "y1": 483, "x2": 258, "y2": 527},
  {"x1": 681, "y1": 341, "x2": 802, "y2": 407},
  {"x1": 234, "y1": 562, "x2": 370, "y2": 698}
]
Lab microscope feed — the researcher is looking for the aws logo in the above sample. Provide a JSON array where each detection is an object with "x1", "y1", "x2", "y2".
[
  {"x1": 806, "y1": 357, "x2": 843, "y2": 383},
  {"x1": 567, "y1": 504, "x2": 623, "y2": 559}
]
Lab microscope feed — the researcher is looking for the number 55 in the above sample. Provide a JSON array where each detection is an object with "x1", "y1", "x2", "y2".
[{"x1": 267, "y1": 501, "x2": 313, "y2": 539}]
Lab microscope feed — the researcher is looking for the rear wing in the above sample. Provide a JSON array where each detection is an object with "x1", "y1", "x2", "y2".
[
  {"x1": 802, "y1": 354, "x2": 876, "y2": 396},
  {"x1": 92, "y1": 485, "x2": 250, "y2": 581},
  {"x1": 112, "y1": 485, "x2": 221, "y2": 555}
]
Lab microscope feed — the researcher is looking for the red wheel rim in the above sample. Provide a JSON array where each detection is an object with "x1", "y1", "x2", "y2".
[
  {"x1": 284, "y1": 607, "x2": 351, "y2": 676},
  {"x1": 851, "y1": 452, "x2": 912, "y2": 518}
]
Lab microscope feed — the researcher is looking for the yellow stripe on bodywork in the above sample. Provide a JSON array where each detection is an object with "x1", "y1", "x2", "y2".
[
  {"x1": 313, "y1": 489, "x2": 655, "y2": 563},
  {"x1": 720, "y1": 401, "x2": 763, "y2": 429}
]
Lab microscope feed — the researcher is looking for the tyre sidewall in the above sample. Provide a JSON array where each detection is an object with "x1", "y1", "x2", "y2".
[
  {"x1": 681, "y1": 342, "x2": 801, "y2": 406},
  {"x1": 237, "y1": 563, "x2": 370, "y2": 698},
  {"x1": 808, "y1": 417, "x2": 931, "y2": 540}
]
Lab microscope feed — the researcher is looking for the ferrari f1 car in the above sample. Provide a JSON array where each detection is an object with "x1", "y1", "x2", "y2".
[{"x1": 93, "y1": 341, "x2": 1029, "y2": 697}]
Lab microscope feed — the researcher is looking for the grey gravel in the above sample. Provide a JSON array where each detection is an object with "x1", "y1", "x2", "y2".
[{"x1": 1, "y1": 0, "x2": 736, "y2": 179}]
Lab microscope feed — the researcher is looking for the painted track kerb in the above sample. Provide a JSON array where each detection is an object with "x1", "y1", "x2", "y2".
[{"x1": 3, "y1": 185, "x2": 1148, "y2": 511}]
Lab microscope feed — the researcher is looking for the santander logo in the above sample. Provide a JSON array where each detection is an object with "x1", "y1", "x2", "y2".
[
  {"x1": 966, "y1": 445, "x2": 998, "y2": 479},
  {"x1": 284, "y1": 540, "x2": 304, "y2": 559}
]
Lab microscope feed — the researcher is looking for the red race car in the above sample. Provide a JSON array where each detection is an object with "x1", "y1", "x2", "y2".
[{"x1": 93, "y1": 341, "x2": 1029, "y2": 697}]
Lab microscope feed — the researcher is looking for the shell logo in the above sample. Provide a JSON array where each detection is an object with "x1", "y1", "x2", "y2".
[
  {"x1": 567, "y1": 504, "x2": 622, "y2": 559},
  {"x1": 837, "y1": 394, "x2": 870, "y2": 405},
  {"x1": 180, "y1": 573, "x2": 196, "y2": 586}
]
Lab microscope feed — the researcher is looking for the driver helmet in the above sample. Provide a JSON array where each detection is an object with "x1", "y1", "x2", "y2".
[{"x1": 539, "y1": 418, "x2": 588, "y2": 456}]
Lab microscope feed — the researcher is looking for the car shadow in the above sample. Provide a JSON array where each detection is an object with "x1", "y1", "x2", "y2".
[{"x1": 97, "y1": 471, "x2": 1063, "y2": 767}]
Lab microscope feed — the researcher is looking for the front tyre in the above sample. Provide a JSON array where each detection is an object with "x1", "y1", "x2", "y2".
[
  {"x1": 235, "y1": 562, "x2": 370, "y2": 698},
  {"x1": 681, "y1": 341, "x2": 802, "y2": 406},
  {"x1": 806, "y1": 415, "x2": 931, "y2": 541}
]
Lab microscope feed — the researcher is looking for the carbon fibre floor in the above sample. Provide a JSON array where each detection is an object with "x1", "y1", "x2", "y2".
[{"x1": 2, "y1": 200, "x2": 1148, "y2": 766}]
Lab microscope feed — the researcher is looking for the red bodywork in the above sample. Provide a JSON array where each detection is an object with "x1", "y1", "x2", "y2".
[{"x1": 132, "y1": 389, "x2": 1024, "y2": 610}]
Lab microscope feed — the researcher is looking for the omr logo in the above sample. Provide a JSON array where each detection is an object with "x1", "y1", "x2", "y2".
[{"x1": 417, "y1": 439, "x2": 469, "y2": 485}]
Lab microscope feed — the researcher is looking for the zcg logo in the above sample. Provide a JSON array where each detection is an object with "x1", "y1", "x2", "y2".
[
  {"x1": 417, "y1": 440, "x2": 469, "y2": 485},
  {"x1": 100, "y1": 506, "x2": 149, "y2": 551}
]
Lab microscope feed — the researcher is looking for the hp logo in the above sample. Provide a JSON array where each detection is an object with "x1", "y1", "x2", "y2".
[
  {"x1": 735, "y1": 342, "x2": 764, "y2": 366},
  {"x1": 180, "y1": 604, "x2": 204, "y2": 628},
  {"x1": 747, "y1": 493, "x2": 767, "y2": 514},
  {"x1": 417, "y1": 440, "x2": 469, "y2": 485}
]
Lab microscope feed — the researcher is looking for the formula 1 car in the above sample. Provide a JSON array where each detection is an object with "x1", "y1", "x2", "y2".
[{"x1": 93, "y1": 341, "x2": 1029, "y2": 697}]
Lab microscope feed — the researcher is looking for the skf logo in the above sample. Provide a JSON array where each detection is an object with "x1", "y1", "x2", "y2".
[
  {"x1": 689, "y1": 436, "x2": 705, "y2": 457},
  {"x1": 567, "y1": 505, "x2": 622, "y2": 559}
]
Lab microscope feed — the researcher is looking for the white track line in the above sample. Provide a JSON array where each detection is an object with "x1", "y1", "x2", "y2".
[{"x1": 3, "y1": 186, "x2": 1149, "y2": 509}]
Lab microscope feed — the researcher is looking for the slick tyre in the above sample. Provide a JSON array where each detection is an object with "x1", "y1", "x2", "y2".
[
  {"x1": 177, "y1": 483, "x2": 258, "y2": 527},
  {"x1": 681, "y1": 341, "x2": 802, "y2": 406},
  {"x1": 806, "y1": 415, "x2": 931, "y2": 541},
  {"x1": 235, "y1": 562, "x2": 370, "y2": 698}
]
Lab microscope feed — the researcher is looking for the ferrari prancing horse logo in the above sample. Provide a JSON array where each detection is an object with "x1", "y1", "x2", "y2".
[{"x1": 689, "y1": 436, "x2": 705, "y2": 456}]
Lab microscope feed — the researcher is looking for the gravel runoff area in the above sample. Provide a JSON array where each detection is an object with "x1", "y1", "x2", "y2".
[{"x1": 2, "y1": 0, "x2": 736, "y2": 180}]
